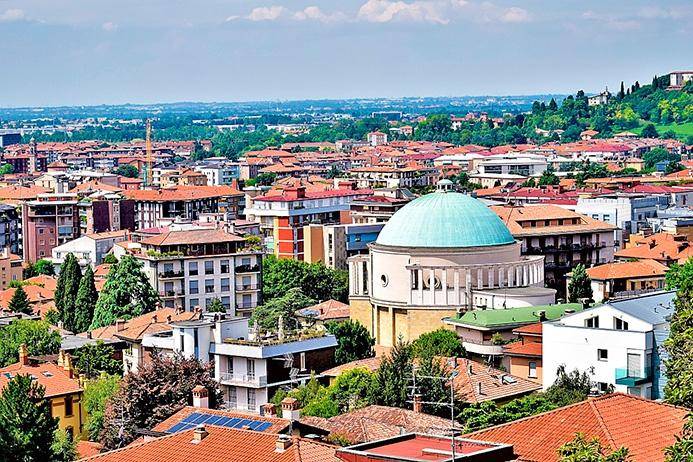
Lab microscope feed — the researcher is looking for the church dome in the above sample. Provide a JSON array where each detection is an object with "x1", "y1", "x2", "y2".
[{"x1": 375, "y1": 190, "x2": 515, "y2": 248}]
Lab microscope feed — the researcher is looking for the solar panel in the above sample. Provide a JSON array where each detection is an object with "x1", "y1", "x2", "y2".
[
  {"x1": 167, "y1": 422, "x2": 192, "y2": 433},
  {"x1": 187, "y1": 413, "x2": 207, "y2": 424},
  {"x1": 168, "y1": 412, "x2": 275, "y2": 434},
  {"x1": 255, "y1": 422, "x2": 272, "y2": 432}
]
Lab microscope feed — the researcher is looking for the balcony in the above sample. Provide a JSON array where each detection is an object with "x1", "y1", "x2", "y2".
[
  {"x1": 224, "y1": 401, "x2": 258, "y2": 413},
  {"x1": 461, "y1": 338, "x2": 504, "y2": 356},
  {"x1": 236, "y1": 284, "x2": 259, "y2": 291},
  {"x1": 236, "y1": 302, "x2": 258, "y2": 311},
  {"x1": 159, "y1": 290, "x2": 185, "y2": 298},
  {"x1": 220, "y1": 372, "x2": 267, "y2": 387},
  {"x1": 615, "y1": 367, "x2": 652, "y2": 387},
  {"x1": 236, "y1": 264, "x2": 260, "y2": 273},
  {"x1": 158, "y1": 270, "x2": 184, "y2": 279}
]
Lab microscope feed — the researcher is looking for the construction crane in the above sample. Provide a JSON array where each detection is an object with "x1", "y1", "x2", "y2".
[{"x1": 145, "y1": 119, "x2": 153, "y2": 187}]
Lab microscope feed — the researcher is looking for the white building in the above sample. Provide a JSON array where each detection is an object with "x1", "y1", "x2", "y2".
[
  {"x1": 142, "y1": 314, "x2": 337, "y2": 413},
  {"x1": 51, "y1": 229, "x2": 129, "y2": 271},
  {"x1": 194, "y1": 163, "x2": 241, "y2": 186},
  {"x1": 366, "y1": 131, "x2": 388, "y2": 146},
  {"x1": 542, "y1": 291, "x2": 675, "y2": 399},
  {"x1": 576, "y1": 194, "x2": 670, "y2": 236}
]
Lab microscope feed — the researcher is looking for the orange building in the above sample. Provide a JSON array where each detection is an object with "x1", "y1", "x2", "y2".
[{"x1": 502, "y1": 323, "x2": 543, "y2": 385}]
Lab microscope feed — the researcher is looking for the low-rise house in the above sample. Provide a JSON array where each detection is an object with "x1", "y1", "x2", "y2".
[
  {"x1": 502, "y1": 323, "x2": 543, "y2": 385},
  {"x1": 543, "y1": 291, "x2": 674, "y2": 398},
  {"x1": 615, "y1": 232, "x2": 693, "y2": 265},
  {"x1": 295, "y1": 299, "x2": 350, "y2": 326},
  {"x1": 51, "y1": 230, "x2": 129, "y2": 270},
  {"x1": 443, "y1": 303, "x2": 582, "y2": 361},
  {"x1": 0, "y1": 346, "x2": 85, "y2": 439},
  {"x1": 574, "y1": 259, "x2": 668, "y2": 303},
  {"x1": 321, "y1": 356, "x2": 382, "y2": 385},
  {"x1": 446, "y1": 358, "x2": 541, "y2": 404},
  {"x1": 0, "y1": 247, "x2": 22, "y2": 290},
  {"x1": 467, "y1": 393, "x2": 687, "y2": 462}
]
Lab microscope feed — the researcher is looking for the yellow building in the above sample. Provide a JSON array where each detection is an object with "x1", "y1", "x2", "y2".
[{"x1": 0, "y1": 346, "x2": 86, "y2": 439}]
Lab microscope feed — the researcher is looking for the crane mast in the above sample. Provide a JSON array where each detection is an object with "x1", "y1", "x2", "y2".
[{"x1": 145, "y1": 119, "x2": 153, "y2": 187}]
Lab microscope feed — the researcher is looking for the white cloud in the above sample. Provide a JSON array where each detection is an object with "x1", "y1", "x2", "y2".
[
  {"x1": 293, "y1": 6, "x2": 347, "y2": 23},
  {"x1": 582, "y1": 10, "x2": 640, "y2": 31},
  {"x1": 357, "y1": 0, "x2": 449, "y2": 25},
  {"x1": 247, "y1": 6, "x2": 288, "y2": 21},
  {"x1": 225, "y1": 15, "x2": 240, "y2": 22},
  {"x1": 500, "y1": 7, "x2": 530, "y2": 23},
  {"x1": 101, "y1": 21, "x2": 118, "y2": 31},
  {"x1": 0, "y1": 8, "x2": 25, "y2": 23}
]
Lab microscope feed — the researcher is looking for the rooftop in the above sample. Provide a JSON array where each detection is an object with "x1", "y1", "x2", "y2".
[
  {"x1": 585, "y1": 259, "x2": 668, "y2": 280},
  {"x1": 444, "y1": 303, "x2": 582, "y2": 330}
]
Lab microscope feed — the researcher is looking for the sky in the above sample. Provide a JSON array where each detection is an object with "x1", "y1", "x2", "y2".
[{"x1": 0, "y1": 0, "x2": 691, "y2": 107}]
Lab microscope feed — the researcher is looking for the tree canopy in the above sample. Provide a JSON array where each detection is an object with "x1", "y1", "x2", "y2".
[
  {"x1": 262, "y1": 256, "x2": 349, "y2": 303},
  {"x1": 249, "y1": 287, "x2": 315, "y2": 331},
  {"x1": 55, "y1": 253, "x2": 83, "y2": 332},
  {"x1": 411, "y1": 328, "x2": 465, "y2": 360},
  {"x1": 568, "y1": 264, "x2": 593, "y2": 303},
  {"x1": 73, "y1": 266, "x2": 98, "y2": 333},
  {"x1": 0, "y1": 320, "x2": 61, "y2": 367},
  {"x1": 325, "y1": 320, "x2": 375, "y2": 365},
  {"x1": 8, "y1": 286, "x2": 31, "y2": 315},
  {"x1": 557, "y1": 433, "x2": 630, "y2": 462}
]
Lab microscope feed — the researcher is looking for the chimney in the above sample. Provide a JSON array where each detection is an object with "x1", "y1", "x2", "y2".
[
  {"x1": 115, "y1": 319, "x2": 126, "y2": 332},
  {"x1": 192, "y1": 385, "x2": 209, "y2": 409},
  {"x1": 263, "y1": 403, "x2": 277, "y2": 417},
  {"x1": 63, "y1": 354, "x2": 74, "y2": 379},
  {"x1": 275, "y1": 434, "x2": 293, "y2": 453},
  {"x1": 57, "y1": 350, "x2": 65, "y2": 367},
  {"x1": 413, "y1": 394, "x2": 423, "y2": 413},
  {"x1": 86, "y1": 331, "x2": 92, "y2": 339},
  {"x1": 477, "y1": 382, "x2": 482, "y2": 396},
  {"x1": 191, "y1": 424, "x2": 208, "y2": 443},
  {"x1": 537, "y1": 310, "x2": 547, "y2": 322},
  {"x1": 152, "y1": 314, "x2": 158, "y2": 323},
  {"x1": 167, "y1": 314, "x2": 172, "y2": 323},
  {"x1": 281, "y1": 397, "x2": 300, "y2": 421},
  {"x1": 18, "y1": 344, "x2": 29, "y2": 366}
]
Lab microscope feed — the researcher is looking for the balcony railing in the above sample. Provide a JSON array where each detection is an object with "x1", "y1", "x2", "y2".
[
  {"x1": 224, "y1": 400, "x2": 258, "y2": 413},
  {"x1": 220, "y1": 372, "x2": 267, "y2": 387},
  {"x1": 158, "y1": 270, "x2": 184, "y2": 279},
  {"x1": 236, "y1": 264, "x2": 260, "y2": 273},
  {"x1": 615, "y1": 367, "x2": 652, "y2": 386},
  {"x1": 236, "y1": 302, "x2": 258, "y2": 310},
  {"x1": 236, "y1": 284, "x2": 259, "y2": 291},
  {"x1": 159, "y1": 290, "x2": 185, "y2": 298}
]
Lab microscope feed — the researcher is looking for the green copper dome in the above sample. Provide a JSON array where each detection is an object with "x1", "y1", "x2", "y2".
[{"x1": 375, "y1": 191, "x2": 515, "y2": 248}]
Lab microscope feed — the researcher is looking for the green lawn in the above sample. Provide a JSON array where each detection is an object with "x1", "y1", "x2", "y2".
[{"x1": 632, "y1": 122, "x2": 693, "y2": 138}]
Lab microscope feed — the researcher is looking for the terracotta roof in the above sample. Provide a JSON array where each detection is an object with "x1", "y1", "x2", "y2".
[
  {"x1": 139, "y1": 229, "x2": 245, "y2": 247},
  {"x1": 81, "y1": 308, "x2": 199, "y2": 339},
  {"x1": 122, "y1": 185, "x2": 242, "y2": 202},
  {"x1": 491, "y1": 205, "x2": 617, "y2": 237},
  {"x1": 77, "y1": 441, "x2": 103, "y2": 459},
  {"x1": 70, "y1": 180, "x2": 123, "y2": 194},
  {"x1": 512, "y1": 322, "x2": 543, "y2": 336},
  {"x1": 78, "y1": 427, "x2": 339, "y2": 462},
  {"x1": 586, "y1": 259, "x2": 668, "y2": 281},
  {"x1": 152, "y1": 406, "x2": 289, "y2": 434},
  {"x1": 467, "y1": 393, "x2": 687, "y2": 462},
  {"x1": 322, "y1": 356, "x2": 382, "y2": 377},
  {"x1": 502, "y1": 341, "x2": 542, "y2": 358},
  {"x1": 254, "y1": 188, "x2": 372, "y2": 202},
  {"x1": 0, "y1": 285, "x2": 55, "y2": 314},
  {"x1": 0, "y1": 185, "x2": 50, "y2": 200},
  {"x1": 296, "y1": 299, "x2": 349, "y2": 321},
  {"x1": 615, "y1": 233, "x2": 692, "y2": 262},
  {"x1": 299, "y1": 405, "x2": 458, "y2": 444},
  {"x1": 0, "y1": 361, "x2": 82, "y2": 398},
  {"x1": 447, "y1": 358, "x2": 541, "y2": 403}
]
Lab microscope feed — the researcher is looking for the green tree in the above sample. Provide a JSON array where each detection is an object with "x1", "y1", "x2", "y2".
[
  {"x1": 28, "y1": 259, "x2": 55, "y2": 276},
  {"x1": 55, "y1": 253, "x2": 83, "y2": 332},
  {"x1": 326, "y1": 368, "x2": 376, "y2": 414},
  {"x1": 0, "y1": 320, "x2": 61, "y2": 367},
  {"x1": 90, "y1": 255, "x2": 159, "y2": 329},
  {"x1": 115, "y1": 164, "x2": 139, "y2": 178},
  {"x1": 665, "y1": 413, "x2": 693, "y2": 461},
  {"x1": 100, "y1": 351, "x2": 221, "y2": 449},
  {"x1": 325, "y1": 320, "x2": 375, "y2": 365},
  {"x1": 206, "y1": 298, "x2": 227, "y2": 313},
  {"x1": 250, "y1": 287, "x2": 315, "y2": 331},
  {"x1": 262, "y1": 256, "x2": 349, "y2": 303},
  {"x1": 0, "y1": 374, "x2": 58, "y2": 462},
  {"x1": 73, "y1": 341, "x2": 123, "y2": 378},
  {"x1": 51, "y1": 429, "x2": 77, "y2": 462},
  {"x1": 557, "y1": 433, "x2": 630, "y2": 461},
  {"x1": 0, "y1": 163, "x2": 14, "y2": 175},
  {"x1": 538, "y1": 166, "x2": 560, "y2": 186},
  {"x1": 83, "y1": 374, "x2": 120, "y2": 440},
  {"x1": 544, "y1": 365, "x2": 594, "y2": 406},
  {"x1": 664, "y1": 258, "x2": 693, "y2": 409},
  {"x1": 568, "y1": 264, "x2": 593, "y2": 303},
  {"x1": 643, "y1": 147, "x2": 680, "y2": 169},
  {"x1": 102, "y1": 254, "x2": 118, "y2": 264},
  {"x1": 8, "y1": 286, "x2": 31, "y2": 314},
  {"x1": 641, "y1": 123, "x2": 659, "y2": 138},
  {"x1": 371, "y1": 338, "x2": 412, "y2": 408},
  {"x1": 411, "y1": 328, "x2": 465, "y2": 360},
  {"x1": 73, "y1": 266, "x2": 98, "y2": 333}
]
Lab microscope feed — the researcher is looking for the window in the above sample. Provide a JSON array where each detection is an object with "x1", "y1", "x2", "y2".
[
  {"x1": 179, "y1": 334, "x2": 185, "y2": 351},
  {"x1": 528, "y1": 361, "x2": 537, "y2": 378},
  {"x1": 190, "y1": 298, "x2": 199, "y2": 309},
  {"x1": 221, "y1": 260, "x2": 230, "y2": 273},
  {"x1": 228, "y1": 387, "x2": 237, "y2": 406},
  {"x1": 205, "y1": 279, "x2": 215, "y2": 293},
  {"x1": 221, "y1": 296, "x2": 230, "y2": 309},
  {"x1": 241, "y1": 257, "x2": 251, "y2": 267},
  {"x1": 248, "y1": 389, "x2": 256, "y2": 410},
  {"x1": 220, "y1": 278, "x2": 230, "y2": 292},
  {"x1": 598, "y1": 349, "x2": 608, "y2": 361},
  {"x1": 300, "y1": 352, "x2": 306, "y2": 371},
  {"x1": 585, "y1": 316, "x2": 600, "y2": 328},
  {"x1": 189, "y1": 280, "x2": 199, "y2": 295},
  {"x1": 163, "y1": 263, "x2": 173, "y2": 273},
  {"x1": 64, "y1": 396, "x2": 73, "y2": 416},
  {"x1": 188, "y1": 262, "x2": 198, "y2": 276},
  {"x1": 66, "y1": 426, "x2": 74, "y2": 440},
  {"x1": 247, "y1": 359, "x2": 255, "y2": 379},
  {"x1": 205, "y1": 261, "x2": 214, "y2": 275},
  {"x1": 227, "y1": 357, "x2": 234, "y2": 374},
  {"x1": 597, "y1": 382, "x2": 610, "y2": 393},
  {"x1": 614, "y1": 318, "x2": 629, "y2": 331}
]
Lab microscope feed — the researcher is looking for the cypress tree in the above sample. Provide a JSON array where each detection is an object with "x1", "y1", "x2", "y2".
[
  {"x1": 73, "y1": 266, "x2": 98, "y2": 333},
  {"x1": 8, "y1": 286, "x2": 31, "y2": 314},
  {"x1": 55, "y1": 253, "x2": 82, "y2": 332},
  {"x1": 568, "y1": 263, "x2": 593, "y2": 303}
]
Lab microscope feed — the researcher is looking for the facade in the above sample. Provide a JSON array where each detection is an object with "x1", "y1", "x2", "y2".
[
  {"x1": 133, "y1": 229, "x2": 262, "y2": 315},
  {"x1": 0, "y1": 204, "x2": 21, "y2": 255},
  {"x1": 304, "y1": 222, "x2": 384, "y2": 270},
  {"x1": 492, "y1": 205, "x2": 617, "y2": 299},
  {"x1": 142, "y1": 315, "x2": 337, "y2": 414},
  {"x1": 245, "y1": 186, "x2": 372, "y2": 260},
  {"x1": 366, "y1": 131, "x2": 387, "y2": 146},
  {"x1": 349, "y1": 182, "x2": 555, "y2": 351},
  {"x1": 669, "y1": 70, "x2": 693, "y2": 89},
  {"x1": 195, "y1": 163, "x2": 241, "y2": 186},
  {"x1": 349, "y1": 189, "x2": 413, "y2": 224},
  {"x1": 576, "y1": 193, "x2": 669, "y2": 236},
  {"x1": 0, "y1": 247, "x2": 23, "y2": 290},
  {"x1": 51, "y1": 230, "x2": 129, "y2": 270},
  {"x1": 22, "y1": 193, "x2": 81, "y2": 262},
  {"x1": 502, "y1": 323, "x2": 543, "y2": 385},
  {"x1": 542, "y1": 291, "x2": 674, "y2": 398}
]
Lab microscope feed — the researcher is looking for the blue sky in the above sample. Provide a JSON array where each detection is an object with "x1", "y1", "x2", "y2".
[{"x1": 0, "y1": 0, "x2": 691, "y2": 107}]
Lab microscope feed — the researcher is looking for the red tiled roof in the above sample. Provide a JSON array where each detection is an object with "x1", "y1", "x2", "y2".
[
  {"x1": 81, "y1": 308, "x2": 199, "y2": 339},
  {"x1": 296, "y1": 299, "x2": 349, "y2": 321},
  {"x1": 78, "y1": 427, "x2": 339, "y2": 462},
  {"x1": 448, "y1": 358, "x2": 541, "y2": 403},
  {"x1": 467, "y1": 393, "x2": 687, "y2": 462},
  {"x1": 139, "y1": 229, "x2": 245, "y2": 247},
  {"x1": 122, "y1": 185, "x2": 242, "y2": 202},
  {"x1": 77, "y1": 441, "x2": 103, "y2": 459},
  {"x1": 322, "y1": 357, "x2": 382, "y2": 377},
  {"x1": 0, "y1": 361, "x2": 82, "y2": 398},
  {"x1": 502, "y1": 341, "x2": 542, "y2": 357},
  {"x1": 586, "y1": 259, "x2": 668, "y2": 281},
  {"x1": 254, "y1": 188, "x2": 372, "y2": 202},
  {"x1": 152, "y1": 406, "x2": 289, "y2": 434}
]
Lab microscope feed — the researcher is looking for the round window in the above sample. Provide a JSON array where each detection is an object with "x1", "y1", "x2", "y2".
[{"x1": 380, "y1": 274, "x2": 389, "y2": 287}]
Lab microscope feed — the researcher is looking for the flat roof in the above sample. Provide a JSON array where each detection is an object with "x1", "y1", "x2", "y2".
[{"x1": 444, "y1": 303, "x2": 583, "y2": 330}]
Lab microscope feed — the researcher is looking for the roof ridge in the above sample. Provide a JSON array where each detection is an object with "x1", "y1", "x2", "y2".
[{"x1": 588, "y1": 399, "x2": 617, "y2": 451}]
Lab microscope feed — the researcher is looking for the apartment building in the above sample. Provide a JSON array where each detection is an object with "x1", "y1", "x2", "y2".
[
  {"x1": 22, "y1": 193, "x2": 81, "y2": 262},
  {"x1": 576, "y1": 193, "x2": 670, "y2": 236},
  {"x1": 141, "y1": 315, "x2": 337, "y2": 413},
  {"x1": 543, "y1": 291, "x2": 675, "y2": 399},
  {"x1": 303, "y1": 222, "x2": 384, "y2": 269},
  {"x1": 132, "y1": 229, "x2": 262, "y2": 315},
  {"x1": 123, "y1": 185, "x2": 244, "y2": 229},
  {"x1": 244, "y1": 185, "x2": 371, "y2": 260},
  {"x1": 0, "y1": 248, "x2": 23, "y2": 290},
  {"x1": 349, "y1": 188, "x2": 413, "y2": 224},
  {"x1": 51, "y1": 229, "x2": 129, "y2": 270},
  {"x1": 194, "y1": 163, "x2": 241, "y2": 186},
  {"x1": 576, "y1": 259, "x2": 669, "y2": 303},
  {"x1": 492, "y1": 205, "x2": 617, "y2": 299},
  {"x1": 348, "y1": 166, "x2": 437, "y2": 189},
  {"x1": 0, "y1": 204, "x2": 21, "y2": 255}
]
